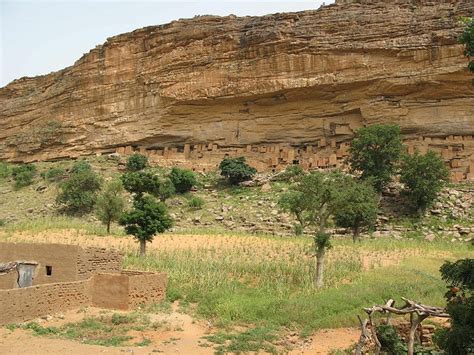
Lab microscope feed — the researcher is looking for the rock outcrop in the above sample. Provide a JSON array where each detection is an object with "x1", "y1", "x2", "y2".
[{"x1": 1, "y1": 0, "x2": 473, "y2": 179}]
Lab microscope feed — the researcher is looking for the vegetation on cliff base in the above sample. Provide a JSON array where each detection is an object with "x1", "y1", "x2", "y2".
[
  {"x1": 11, "y1": 164, "x2": 37, "y2": 189},
  {"x1": 348, "y1": 124, "x2": 403, "y2": 192},
  {"x1": 400, "y1": 151, "x2": 449, "y2": 215},
  {"x1": 56, "y1": 161, "x2": 101, "y2": 215},
  {"x1": 126, "y1": 153, "x2": 148, "y2": 172},
  {"x1": 219, "y1": 157, "x2": 257, "y2": 185},
  {"x1": 169, "y1": 167, "x2": 197, "y2": 193}
]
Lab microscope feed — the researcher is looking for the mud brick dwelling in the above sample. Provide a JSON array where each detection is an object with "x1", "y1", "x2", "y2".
[{"x1": 0, "y1": 243, "x2": 167, "y2": 325}]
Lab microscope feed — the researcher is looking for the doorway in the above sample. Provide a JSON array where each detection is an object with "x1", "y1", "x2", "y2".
[{"x1": 17, "y1": 263, "x2": 37, "y2": 288}]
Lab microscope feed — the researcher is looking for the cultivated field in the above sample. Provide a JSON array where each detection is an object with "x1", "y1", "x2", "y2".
[{"x1": 1, "y1": 226, "x2": 471, "y2": 354}]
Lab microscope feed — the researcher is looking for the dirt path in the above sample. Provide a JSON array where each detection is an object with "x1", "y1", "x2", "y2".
[
  {"x1": 0, "y1": 306, "x2": 359, "y2": 355},
  {"x1": 291, "y1": 328, "x2": 359, "y2": 354},
  {"x1": 0, "y1": 307, "x2": 214, "y2": 355}
]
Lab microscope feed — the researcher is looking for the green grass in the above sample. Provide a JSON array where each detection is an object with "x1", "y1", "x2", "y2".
[
  {"x1": 124, "y1": 237, "x2": 471, "y2": 332},
  {"x1": 204, "y1": 326, "x2": 279, "y2": 354},
  {"x1": 18, "y1": 313, "x2": 155, "y2": 347}
]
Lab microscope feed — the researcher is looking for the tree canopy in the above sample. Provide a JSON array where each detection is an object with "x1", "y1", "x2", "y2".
[
  {"x1": 348, "y1": 124, "x2": 403, "y2": 192},
  {"x1": 219, "y1": 157, "x2": 257, "y2": 185},
  {"x1": 400, "y1": 151, "x2": 449, "y2": 214}
]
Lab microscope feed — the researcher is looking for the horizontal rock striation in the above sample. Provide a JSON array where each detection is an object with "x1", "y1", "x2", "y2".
[{"x1": 0, "y1": 0, "x2": 473, "y2": 179}]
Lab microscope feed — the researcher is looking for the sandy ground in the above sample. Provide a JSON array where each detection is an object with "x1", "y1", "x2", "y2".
[{"x1": 0, "y1": 306, "x2": 359, "y2": 355}]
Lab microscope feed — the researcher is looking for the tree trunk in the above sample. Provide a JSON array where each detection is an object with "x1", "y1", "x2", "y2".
[
  {"x1": 315, "y1": 247, "x2": 325, "y2": 288},
  {"x1": 353, "y1": 225, "x2": 360, "y2": 243},
  {"x1": 408, "y1": 313, "x2": 427, "y2": 355},
  {"x1": 139, "y1": 239, "x2": 146, "y2": 257},
  {"x1": 106, "y1": 220, "x2": 111, "y2": 234}
]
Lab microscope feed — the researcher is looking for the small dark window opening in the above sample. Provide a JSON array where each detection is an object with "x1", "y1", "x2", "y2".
[
  {"x1": 46, "y1": 265, "x2": 52, "y2": 276},
  {"x1": 292, "y1": 160, "x2": 300, "y2": 165}
]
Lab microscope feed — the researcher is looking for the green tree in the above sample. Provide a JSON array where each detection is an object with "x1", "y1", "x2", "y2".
[
  {"x1": 434, "y1": 259, "x2": 474, "y2": 355},
  {"x1": 11, "y1": 164, "x2": 37, "y2": 189},
  {"x1": 348, "y1": 124, "x2": 403, "y2": 192},
  {"x1": 95, "y1": 180, "x2": 126, "y2": 233},
  {"x1": 57, "y1": 167, "x2": 102, "y2": 215},
  {"x1": 278, "y1": 190, "x2": 311, "y2": 235},
  {"x1": 400, "y1": 151, "x2": 449, "y2": 215},
  {"x1": 169, "y1": 167, "x2": 197, "y2": 193},
  {"x1": 460, "y1": 17, "x2": 474, "y2": 73},
  {"x1": 219, "y1": 157, "x2": 257, "y2": 185},
  {"x1": 120, "y1": 195, "x2": 172, "y2": 256},
  {"x1": 126, "y1": 154, "x2": 148, "y2": 172},
  {"x1": 284, "y1": 171, "x2": 344, "y2": 287},
  {"x1": 121, "y1": 171, "x2": 161, "y2": 197},
  {"x1": 158, "y1": 178, "x2": 176, "y2": 202},
  {"x1": 120, "y1": 171, "x2": 173, "y2": 256},
  {"x1": 333, "y1": 178, "x2": 379, "y2": 242}
]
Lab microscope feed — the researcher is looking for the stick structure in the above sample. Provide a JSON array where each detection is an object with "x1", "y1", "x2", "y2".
[{"x1": 356, "y1": 298, "x2": 450, "y2": 355}]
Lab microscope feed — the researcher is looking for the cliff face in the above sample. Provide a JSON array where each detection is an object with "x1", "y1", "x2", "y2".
[{"x1": 1, "y1": 0, "x2": 473, "y2": 178}]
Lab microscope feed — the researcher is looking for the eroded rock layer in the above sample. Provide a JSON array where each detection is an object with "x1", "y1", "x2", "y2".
[{"x1": 1, "y1": 0, "x2": 473, "y2": 180}]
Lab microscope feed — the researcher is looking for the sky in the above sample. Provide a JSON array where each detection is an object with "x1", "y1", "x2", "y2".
[{"x1": 0, "y1": 0, "x2": 334, "y2": 87}]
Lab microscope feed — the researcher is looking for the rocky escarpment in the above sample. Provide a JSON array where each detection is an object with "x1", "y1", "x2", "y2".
[{"x1": 1, "y1": 0, "x2": 473, "y2": 178}]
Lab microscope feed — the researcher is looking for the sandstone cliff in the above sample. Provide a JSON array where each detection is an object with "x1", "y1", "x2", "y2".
[{"x1": 1, "y1": 0, "x2": 473, "y2": 179}]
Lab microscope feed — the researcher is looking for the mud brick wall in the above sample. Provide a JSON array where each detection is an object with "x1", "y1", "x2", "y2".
[
  {"x1": 90, "y1": 271, "x2": 167, "y2": 310},
  {"x1": 91, "y1": 273, "x2": 130, "y2": 310},
  {"x1": 0, "y1": 279, "x2": 92, "y2": 325},
  {"x1": 125, "y1": 271, "x2": 167, "y2": 308},
  {"x1": 0, "y1": 270, "x2": 17, "y2": 290},
  {"x1": 0, "y1": 243, "x2": 82, "y2": 288},
  {"x1": 76, "y1": 247, "x2": 123, "y2": 279}
]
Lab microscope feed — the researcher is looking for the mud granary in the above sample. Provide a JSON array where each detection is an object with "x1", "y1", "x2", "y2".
[{"x1": 0, "y1": 243, "x2": 167, "y2": 325}]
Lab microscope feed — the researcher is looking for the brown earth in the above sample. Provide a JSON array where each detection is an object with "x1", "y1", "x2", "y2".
[
  {"x1": 1, "y1": 0, "x2": 473, "y2": 173},
  {"x1": 0, "y1": 306, "x2": 359, "y2": 355}
]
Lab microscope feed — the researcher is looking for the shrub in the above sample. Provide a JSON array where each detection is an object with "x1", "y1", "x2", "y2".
[
  {"x1": 434, "y1": 259, "x2": 474, "y2": 355},
  {"x1": 126, "y1": 154, "x2": 148, "y2": 172},
  {"x1": 333, "y1": 178, "x2": 379, "y2": 242},
  {"x1": 169, "y1": 167, "x2": 197, "y2": 193},
  {"x1": 348, "y1": 124, "x2": 403, "y2": 192},
  {"x1": 11, "y1": 164, "x2": 37, "y2": 188},
  {"x1": 376, "y1": 324, "x2": 406, "y2": 355},
  {"x1": 278, "y1": 165, "x2": 305, "y2": 182},
  {"x1": 219, "y1": 157, "x2": 257, "y2": 185},
  {"x1": 400, "y1": 151, "x2": 449, "y2": 215},
  {"x1": 57, "y1": 168, "x2": 102, "y2": 215},
  {"x1": 158, "y1": 178, "x2": 175, "y2": 202},
  {"x1": 70, "y1": 160, "x2": 92, "y2": 174},
  {"x1": 95, "y1": 180, "x2": 125, "y2": 233},
  {"x1": 0, "y1": 162, "x2": 11, "y2": 181},
  {"x1": 188, "y1": 196, "x2": 205, "y2": 209},
  {"x1": 42, "y1": 167, "x2": 66, "y2": 183}
]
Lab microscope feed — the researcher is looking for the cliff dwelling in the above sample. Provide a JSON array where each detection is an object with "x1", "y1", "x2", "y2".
[{"x1": 0, "y1": 1, "x2": 472, "y2": 182}]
